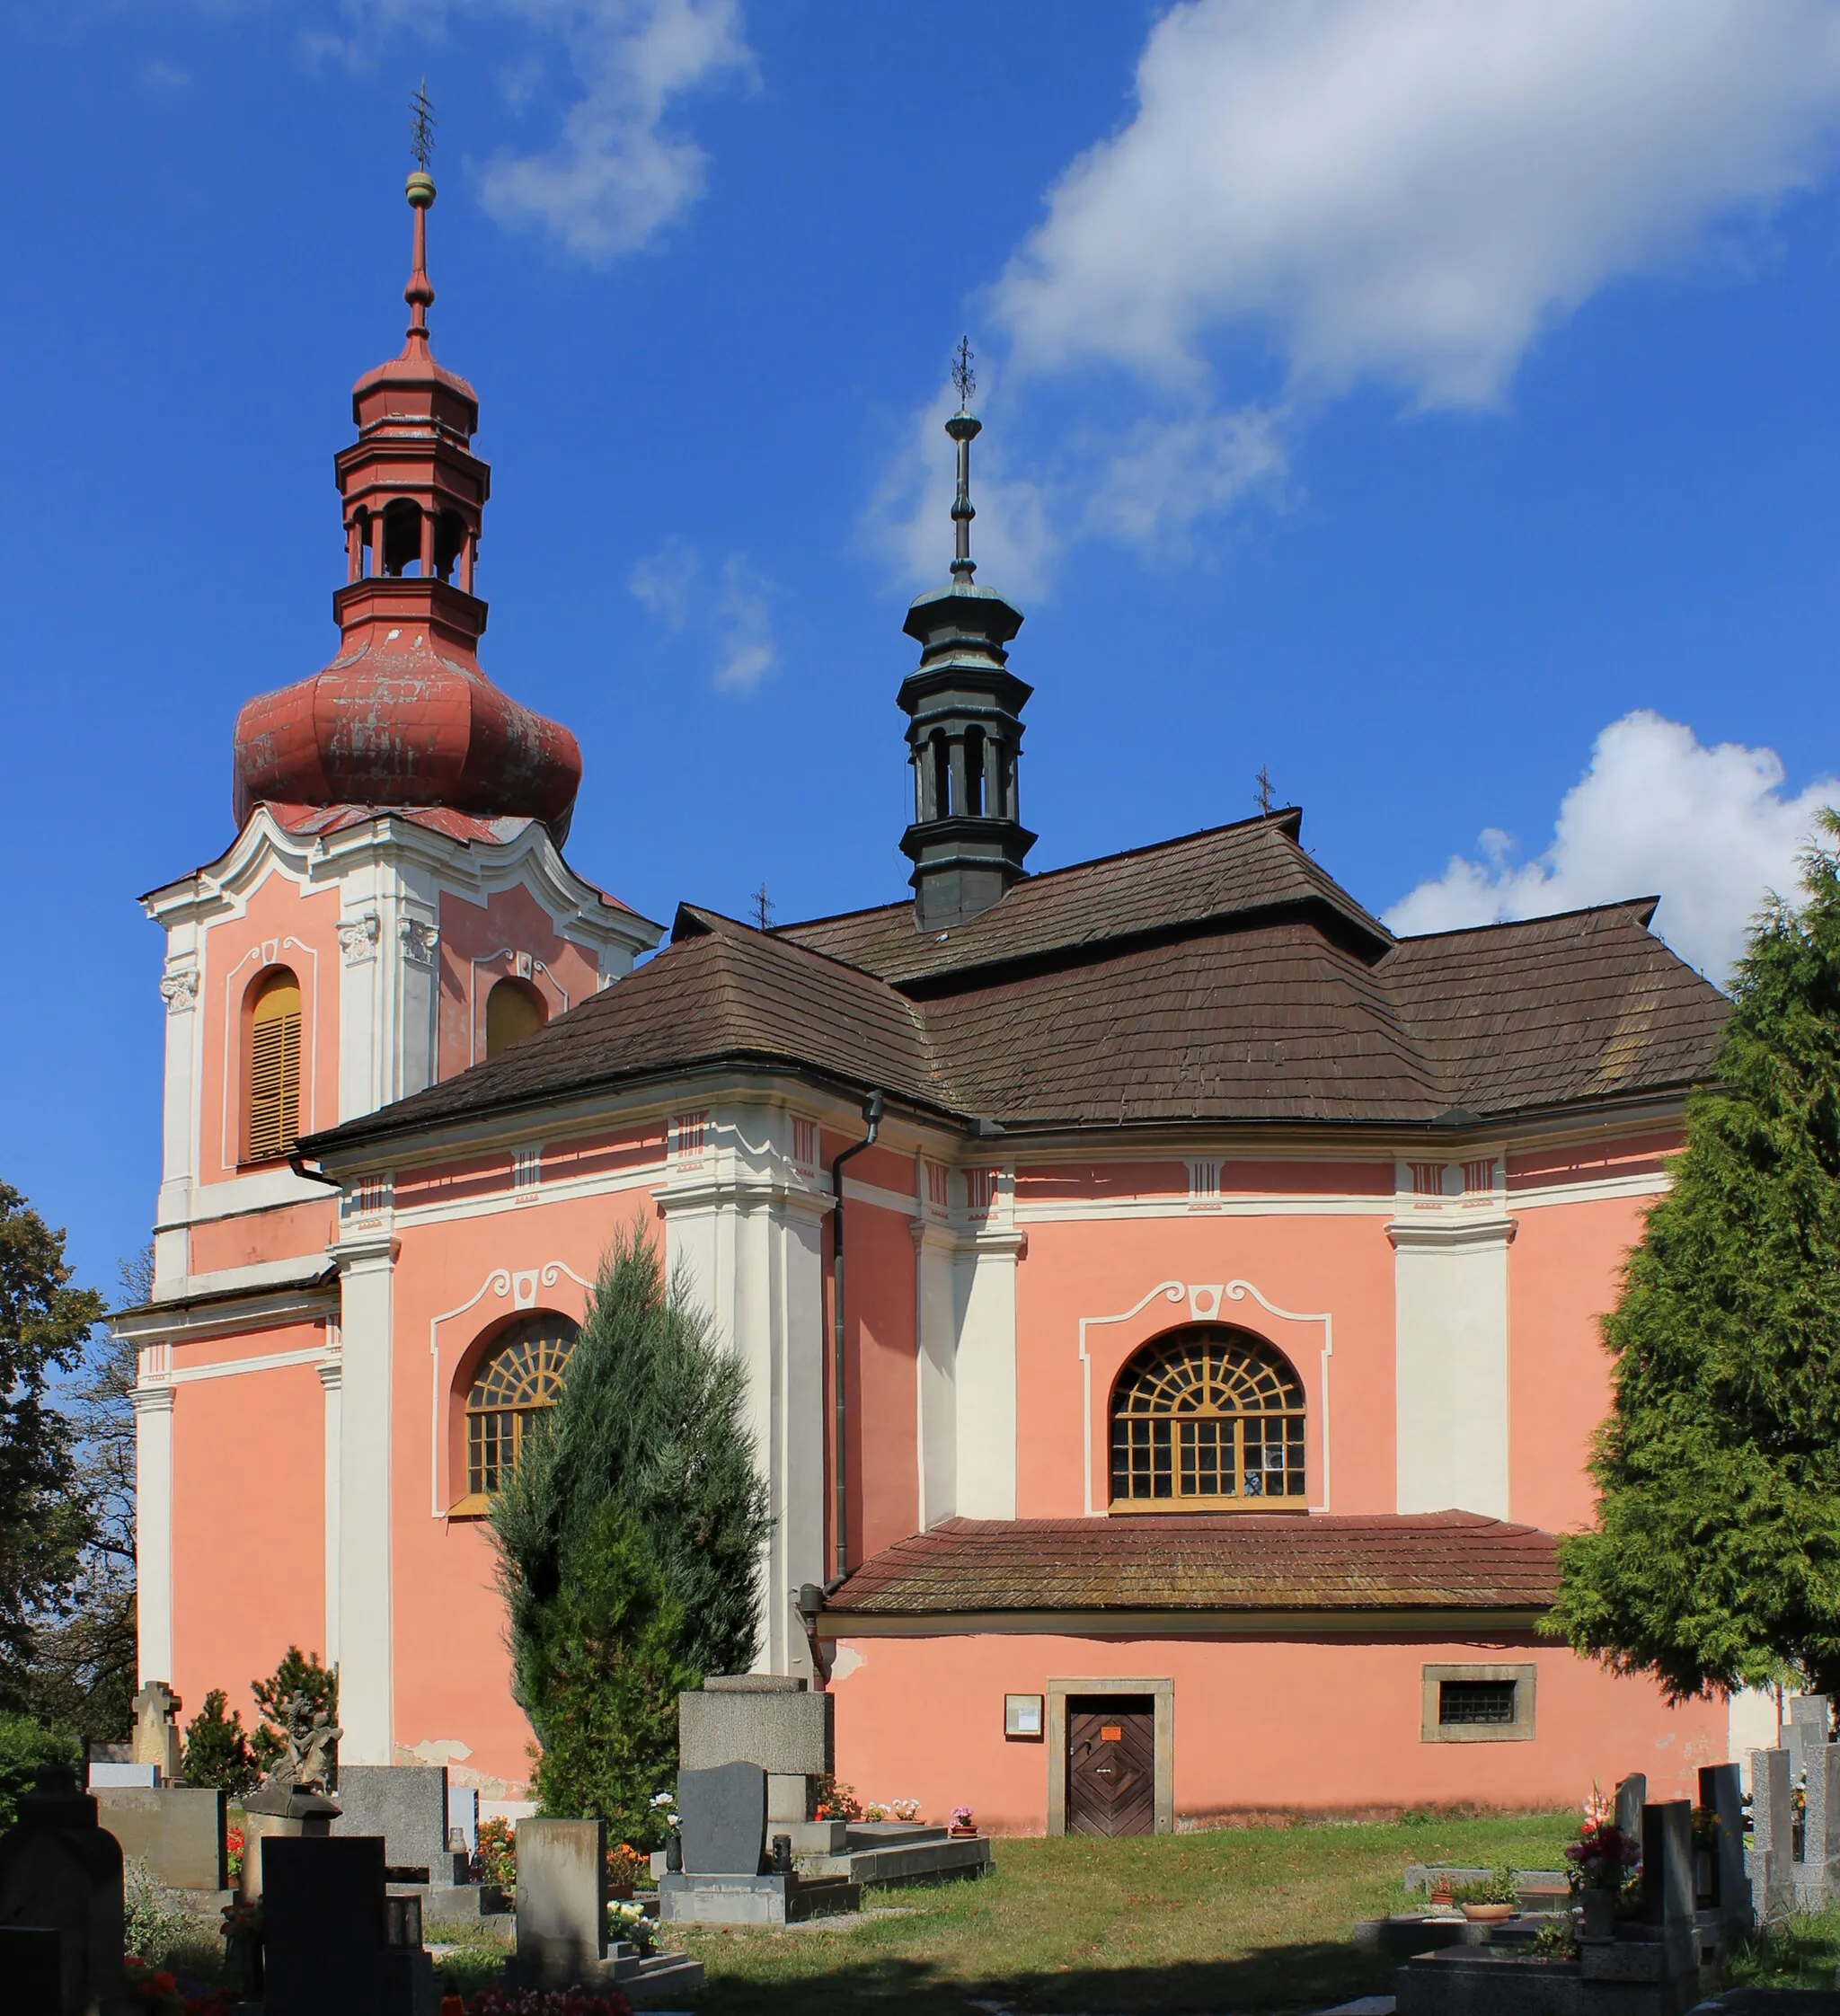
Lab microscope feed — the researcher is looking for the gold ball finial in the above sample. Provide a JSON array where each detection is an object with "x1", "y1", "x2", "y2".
[{"x1": 406, "y1": 171, "x2": 436, "y2": 209}]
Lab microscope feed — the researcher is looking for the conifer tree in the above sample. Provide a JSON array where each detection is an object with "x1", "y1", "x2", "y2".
[
  {"x1": 491, "y1": 1226, "x2": 772, "y2": 1831},
  {"x1": 1552, "y1": 813, "x2": 1840, "y2": 1699}
]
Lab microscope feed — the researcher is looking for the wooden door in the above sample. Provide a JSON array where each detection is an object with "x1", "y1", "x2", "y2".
[{"x1": 1066, "y1": 1696, "x2": 1154, "y2": 1836}]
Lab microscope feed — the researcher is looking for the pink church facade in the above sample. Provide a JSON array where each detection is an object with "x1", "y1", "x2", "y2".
[{"x1": 124, "y1": 173, "x2": 1746, "y2": 1835}]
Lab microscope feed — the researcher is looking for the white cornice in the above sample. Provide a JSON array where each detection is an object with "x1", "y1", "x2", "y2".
[
  {"x1": 1387, "y1": 1214, "x2": 1518, "y2": 1252},
  {"x1": 116, "y1": 1281, "x2": 339, "y2": 1348}
]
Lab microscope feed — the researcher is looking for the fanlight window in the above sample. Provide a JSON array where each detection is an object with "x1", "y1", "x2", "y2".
[
  {"x1": 245, "y1": 969, "x2": 302, "y2": 1163},
  {"x1": 465, "y1": 1314, "x2": 579, "y2": 1497},
  {"x1": 1110, "y1": 1326, "x2": 1306, "y2": 1508}
]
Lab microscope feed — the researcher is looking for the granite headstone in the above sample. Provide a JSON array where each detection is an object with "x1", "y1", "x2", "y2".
[
  {"x1": 93, "y1": 1785, "x2": 227, "y2": 1892},
  {"x1": 514, "y1": 1818, "x2": 606, "y2": 1989},
  {"x1": 262, "y1": 1833, "x2": 387, "y2": 2016},
  {"x1": 0, "y1": 1766, "x2": 133, "y2": 2016},
  {"x1": 678, "y1": 1763, "x2": 767, "y2": 1878},
  {"x1": 332, "y1": 1766, "x2": 459, "y2": 1884}
]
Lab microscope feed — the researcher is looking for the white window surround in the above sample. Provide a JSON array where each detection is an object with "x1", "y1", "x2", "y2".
[
  {"x1": 426, "y1": 1261, "x2": 595, "y2": 1517},
  {"x1": 1076, "y1": 1279, "x2": 1333, "y2": 1518}
]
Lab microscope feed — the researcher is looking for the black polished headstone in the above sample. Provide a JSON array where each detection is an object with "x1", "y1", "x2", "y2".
[
  {"x1": 262, "y1": 1833, "x2": 386, "y2": 2016},
  {"x1": 0, "y1": 1925, "x2": 60, "y2": 2015},
  {"x1": 678, "y1": 1763, "x2": 766, "y2": 1877}
]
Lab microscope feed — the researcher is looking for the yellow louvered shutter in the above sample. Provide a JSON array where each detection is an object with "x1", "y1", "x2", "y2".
[{"x1": 246, "y1": 973, "x2": 302, "y2": 1162}]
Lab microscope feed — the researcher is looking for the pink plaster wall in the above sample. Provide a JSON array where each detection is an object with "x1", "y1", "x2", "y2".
[
  {"x1": 170, "y1": 1330, "x2": 327, "y2": 1729},
  {"x1": 196, "y1": 876, "x2": 341, "y2": 1184},
  {"x1": 437, "y1": 884, "x2": 603, "y2": 1078},
  {"x1": 1013, "y1": 1207, "x2": 1398, "y2": 1518},
  {"x1": 385, "y1": 1172, "x2": 661, "y2": 1790},
  {"x1": 827, "y1": 1631, "x2": 1726, "y2": 1834}
]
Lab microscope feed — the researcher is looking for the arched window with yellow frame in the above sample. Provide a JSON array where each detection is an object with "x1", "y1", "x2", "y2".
[
  {"x1": 464, "y1": 1313, "x2": 579, "y2": 1498},
  {"x1": 244, "y1": 968, "x2": 302, "y2": 1163},
  {"x1": 1109, "y1": 1326, "x2": 1307, "y2": 1508}
]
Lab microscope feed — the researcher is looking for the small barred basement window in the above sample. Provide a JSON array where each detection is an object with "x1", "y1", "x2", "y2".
[
  {"x1": 465, "y1": 1314, "x2": 579, "y2": 1497},
  {"x1": 1421, "y1": 1663, "x2": 1536, "y2": 1743},
  {"x1": 1439, "y1": 1680, "x2": 1517, "y2": 1727},
  {"x1": 1109, "y1": 1326, "x2": 1306, "y2": 1508},
  {"x1": 245, "y1": 969, "x2": 302, "y2": 1163}
]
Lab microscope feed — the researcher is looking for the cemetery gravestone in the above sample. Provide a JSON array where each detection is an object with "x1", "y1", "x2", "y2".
[
  {"x1": 93, "y1": 1786, "x2": 227, "y2": 1893},
  {"x1": 332, "y1": 1766, "x2": 463, "y2": 1884},
  {"x1": 1641, "y1": 1800, "x2": 1694, "y2": 1927},
  {"x1": 1789, "y1": 1693, "x2": 1832, "y2": 1789},
  {"x1": 1614, "y1": 1772, "x2": 1647, "y2": 1841},
  {"x1": 262, "y1": 1834, "x2": 387, "y2": 2016},
  {"x1": 515, "y1": 1818, "x2": 606, "y2": 1989},
  {"x1": 0, "y1": 1924, "x2": 61, "y2": 2016},
  {"x1": 1699, "y1": 1762, "x2": 1751, "y2": 1934},
  {"x1": 679, "y1": 1764, "x2": 768, "y2": 1877},
  {"x1": 129, "y1": 1684, "x2": 183, "y2": 1785},
  {"x1": 1750, "y1": 1746, "x2": 1797, "y2": 1923},
  {"x1": 1801, "y1": 1741, "x2": 1840, "y2": 1904},
  {"x1": 0, "y1": 1765, "x2": 134, "y2": 2016}
]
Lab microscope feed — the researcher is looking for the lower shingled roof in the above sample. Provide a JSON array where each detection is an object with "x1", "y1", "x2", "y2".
[{"x1": 824, "y1": 1513, "x2": 1560, "y2": 1616}]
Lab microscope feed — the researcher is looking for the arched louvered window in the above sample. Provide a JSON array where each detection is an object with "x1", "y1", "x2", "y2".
[
  {"x1": 1110, "y1": 1326, "x2": 1307, "y2": 1508},
  {"x1": 485, "y1": 977, "x2": 546, "y2": 1058},
  {"x1": 245, "y1": 969, "x2": 302, "y2": 1163},
  {"x1": 465, "y1": 1313, "x2": 579, "y2": 1496}
]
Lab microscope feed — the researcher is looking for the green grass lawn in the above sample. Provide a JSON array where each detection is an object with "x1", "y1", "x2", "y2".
[{"x1": 662, "y1": 1810, "x2": 1577, "y2": 2014}]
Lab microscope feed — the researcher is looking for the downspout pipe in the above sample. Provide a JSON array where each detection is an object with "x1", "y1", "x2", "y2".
[{"x1": 829, "y1": 1089, "x2": 884, "y2": 1586}]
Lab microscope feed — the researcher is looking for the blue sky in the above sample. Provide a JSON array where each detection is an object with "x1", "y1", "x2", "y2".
[{"x1": 5, "y1": 0, "x2": 1840, "y2": 1292}]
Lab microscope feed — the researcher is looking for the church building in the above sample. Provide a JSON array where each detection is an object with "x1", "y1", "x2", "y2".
[{"x1": 124, "y1": 168, "x2": 1744, "y2": 1835}]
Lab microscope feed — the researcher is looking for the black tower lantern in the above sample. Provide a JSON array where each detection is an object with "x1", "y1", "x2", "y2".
[{"x1": 898, "y1": 344, "x2": 1036, "y2": 930}]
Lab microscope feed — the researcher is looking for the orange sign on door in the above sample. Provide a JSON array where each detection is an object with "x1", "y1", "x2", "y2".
[{"x1": 1101, "y1": 1725, "x2": 1123, "y2": 1742}]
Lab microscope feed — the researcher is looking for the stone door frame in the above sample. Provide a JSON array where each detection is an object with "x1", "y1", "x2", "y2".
[{"x1": 1045, "y1": 1676, "x2": 1174, "y2": 1836}]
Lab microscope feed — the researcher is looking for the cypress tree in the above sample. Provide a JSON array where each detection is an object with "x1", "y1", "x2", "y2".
[
  {"x1": 1551, "y1": 812, "x2": 1840, "y2": 1699},
  {"x1": 491, "y1": 1225, "x2": 773, "y2": 1828}
]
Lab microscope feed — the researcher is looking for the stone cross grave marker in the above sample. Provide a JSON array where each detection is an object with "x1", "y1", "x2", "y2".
[
  {"x1": 679, "y1": 1762, "x2": 768, "y2": 1877},
  {"x1": 515, "y1": 1817, "x2": 606, "y2": 1989},
  {"x1": 261, "y1": 1833, "x2": 386, "y2": 2016},
  {"x1": 0, "y1": 1765, "x2": 133, "y2": 2016},
  {"x1": 130, "y1": 1683, "x2": 183, "y2": 1785}
]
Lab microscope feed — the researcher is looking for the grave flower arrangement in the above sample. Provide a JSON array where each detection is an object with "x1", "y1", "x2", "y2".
[
  {"x1": 813, "y1": 1775, "x2": 862, "y2": 1821},
  {"x1": 606, "y1": 1841, "x2": 651, "y2": 1895},
  {"x1": 606, "y1": 1897, "x2": 657, "y2": 1953},
  {"x1": 224, "y1": 1825, "x2": 244, "y2": 1885},
  {"x1": 1564, "y1": 1785, "x2": 1641, "y2": 1894},
  {"x1": 476, "y1": 1816, "x2": 518, "y2": 1892}
]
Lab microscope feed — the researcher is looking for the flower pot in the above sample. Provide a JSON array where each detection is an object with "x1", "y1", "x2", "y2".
[
  {"x1": 1459, "y1": 1903, "x2": 1513, "y2": 1923},
  {"x1": 609, "y1": 1883, "x2": 634, "y2": 1900},
  {"x1": 949, "y1": 1825, "x2": 978, "y2": 1838},
  {"x1": 1579, "y1": 1888, "x2": 1616, "y2": 1941}
]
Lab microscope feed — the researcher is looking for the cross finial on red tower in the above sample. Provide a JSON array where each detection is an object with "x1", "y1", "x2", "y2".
[{"x1": 403, "y1": 83, "x2": 438, "y2": 353}]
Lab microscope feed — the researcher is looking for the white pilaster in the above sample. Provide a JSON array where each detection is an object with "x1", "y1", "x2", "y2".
[
  {"x1": 133, "y1": 1382, "x2": 175, "y2": 1684},
  {"x1": 913, "y1": 1221, "x2": 958, "y2": 1528},
  {"x1": 154, "y1": 951, "x2": 200, "y2": 1296},
  {"x1": 333, "y1": 1227, "x2": 397, "y2": 1763},
  {"x1": 1390, "y1": 1214, "x2": 1516, "y2": 1517},
  {"x1": 952, "y1": 1189, "x2": 1021, "y2": 1520},
  {"x1": 319, "y1": 1355, "x2": 343, "y2": 1669},
  {"x1": 659, "y1": 1103, "x2": 828, "y2": 1680}
]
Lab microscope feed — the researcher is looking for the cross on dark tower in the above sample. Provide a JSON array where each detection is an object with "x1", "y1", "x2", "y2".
[
  {"x1": 751, "y1": 882, "x2": 774, "y2": 931},
  {"x1": 952, "y1": 335, "x2": 976, "y2": 412},
  {"x1": 1254, "y1": 764, "x2": 1276, "y2": 815},
  {"x1": 411, "y1": 78, "x2": 437, "y2": 172}
]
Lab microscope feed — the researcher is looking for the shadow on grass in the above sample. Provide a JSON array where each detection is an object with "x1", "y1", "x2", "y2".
[{"x1": 687, "y1": 1937, "x2": 1395, "y2": 2013}]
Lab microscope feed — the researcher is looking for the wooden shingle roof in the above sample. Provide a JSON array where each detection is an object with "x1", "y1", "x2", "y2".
[
  {"x1": 824, "y1": 1513, "x2": 1561, "y2": 1619},
  {"x1": 307, "y1": 811, "x2": 1727, "y2": 1154}
]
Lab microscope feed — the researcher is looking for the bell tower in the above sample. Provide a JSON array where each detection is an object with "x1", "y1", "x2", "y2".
[{"x1": 898, "y1": 341, "x2": 1036, "y2": 929}]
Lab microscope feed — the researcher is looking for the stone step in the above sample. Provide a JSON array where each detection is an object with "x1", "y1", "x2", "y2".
[{"x1": 799, "y1": 1835, "x2": 992, "y2": 1887}]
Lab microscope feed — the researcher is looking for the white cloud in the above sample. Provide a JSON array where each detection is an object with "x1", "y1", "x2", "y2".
[
  {"x1": 999, "y1": 0, "x2": 1840, "y2": 408},
  {"x1": 478, "y1": 0, "x2": 752, "y2": 261},
  {"x1": 866, "y1": 375, "x2": 1059, "y2": 598},
  {"x1": 1384, "y1": 711, "x2": 1840, "y2": 978},
  {"x1": 294, "y1": 0, "x2": 751, "y2": 261},
  {"x1": 629, "y1": 540, "x2": 776, "y2": 691}
]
